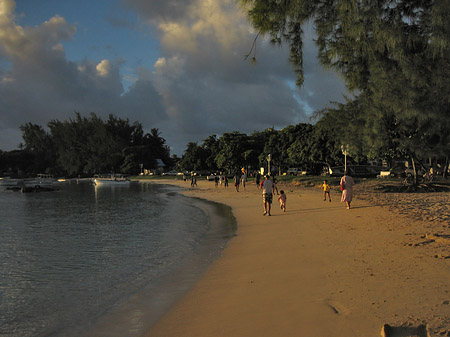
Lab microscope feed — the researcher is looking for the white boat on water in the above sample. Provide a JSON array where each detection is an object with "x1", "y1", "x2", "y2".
[
  {"x1": 0, "y1": 177, "x2": 21, "y2": 187},
  {"x1": 93, "y1": 174, "x2": 131, "y2": 186},
  {"x1": 2, "y1": 174, "x2": 58, "y2": 188},
  {"x1": 24, "y1": 174, "x2": 58, "y2": 187},
  {"x1": 3, "y1": 174, "x2": 62, "y2": 192}
]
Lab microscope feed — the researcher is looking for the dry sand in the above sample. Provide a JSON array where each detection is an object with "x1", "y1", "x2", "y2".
[{"x1": 145, "y1": 178, "x2": 450, "y2": 337}]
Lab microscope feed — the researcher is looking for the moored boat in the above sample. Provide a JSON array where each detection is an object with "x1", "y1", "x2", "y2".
[
  {"x1": 93, "y1": 174, "x2": 131, "y2": 186},
  {"x1": 23, "y1": 174, "x2": 58, "y2": 187},
  {"x1": 2, "y1": 174, "x2": 61, "y2": 191},
  {"x1": 0, "y1": 177, "x2": 19, "y2": 186},
  {"x1": 6, "y1": 185, "x2": 58, "y2": 193}
]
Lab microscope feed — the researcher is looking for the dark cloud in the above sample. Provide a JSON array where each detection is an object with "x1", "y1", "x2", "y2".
[
  {"x1": 0, "y1": 1, "x2": 167, "y2": 150},
  {"x1": 120, "y1": 77, "x2": 167, "y2": 125},
  {"x1": 129, "y1": 0, "x2": 348, "y2": 153},
  {"x1": 0, "y1": 0, "x2": 349, "y2": 156}
]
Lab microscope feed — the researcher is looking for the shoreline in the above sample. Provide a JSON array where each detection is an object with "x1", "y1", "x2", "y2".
[
  {"x1": 84, "y1": 184, "x2": 236, "y2": 337},
  {"x1": 145, "y1": 179, "x2": 450, "y2": 336}
]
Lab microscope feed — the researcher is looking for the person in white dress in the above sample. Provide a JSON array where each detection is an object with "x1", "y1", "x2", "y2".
[{"x1": 340, "y1": 171, "x2": 355, "y2": 209}]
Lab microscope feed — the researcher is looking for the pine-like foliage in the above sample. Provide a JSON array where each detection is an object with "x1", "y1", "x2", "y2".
[{"x1": 241, "y1": 0, "x2": 450, "y2": 172}]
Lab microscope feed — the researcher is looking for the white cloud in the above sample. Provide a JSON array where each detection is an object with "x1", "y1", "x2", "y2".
[
  {"x1": 0, "y1": 0, "x2": 167, "y2": 150},
  {"x1": 0, "y1": 0, "x2": 348, "y2": 155},
  {"x1": 0, "y1": 0, "x2": 14, "y2": 17},
  {"x1": 96, "y1": 59, "x2": 111, "y2": 77},
  {"x1": 121, "y1": 0, "x2": 348, "y2": 153}
]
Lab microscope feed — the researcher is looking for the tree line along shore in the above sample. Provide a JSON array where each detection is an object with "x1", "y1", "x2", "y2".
[
  {"x1": 3, "y1": 3, "x2": 450, "y2": 183},
  {"x1": 2, "y1": 111, "x2": 449, "y2": 186}
]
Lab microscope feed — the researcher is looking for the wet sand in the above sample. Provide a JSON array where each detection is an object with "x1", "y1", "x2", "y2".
[{"x1": 145, "y1": 179, "x2": 450, "y2": 337}]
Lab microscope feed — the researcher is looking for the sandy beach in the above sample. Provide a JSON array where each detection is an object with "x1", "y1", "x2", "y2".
[{"x1": 145, "y1": 178, "x2": 450, "y2": 337}]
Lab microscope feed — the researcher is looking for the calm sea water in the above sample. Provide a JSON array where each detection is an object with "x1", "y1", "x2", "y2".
[{"x1": 0, "y1": 181, "x2": 235, "y2": 337}]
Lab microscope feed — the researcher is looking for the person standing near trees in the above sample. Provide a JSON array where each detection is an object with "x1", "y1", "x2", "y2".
[
  {"x1": 261, "y1": 175, "x2": 273, "y2": 216},
  {"x1": 214, "y1": 175, "x2": 219, "y2": 187},
  {"x1": 191, "y1": 173, "x2": 197, "y2": 188},
  {"x1": 322, "y1": 179, "x2": 331, "y2": 202},
  {"x1": 272, "y1": 175, "x2": 279, "y2": 195},
  {"x1": 255, "y1": 172, "x2": 261, "y2": 189},
  {"x1": 234, "y1": 173, "x2": 241, "y2": 192},
  {"x1": 241, "y1": 172, "x2": 247, "y2": 189},
  {"x1": 340, "y1": 171, "x2": 355, "y2": 209}
]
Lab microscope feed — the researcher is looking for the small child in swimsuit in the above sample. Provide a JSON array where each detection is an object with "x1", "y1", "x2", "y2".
[{"x1": 278, "y1": 190, "x2": 287, "y2": 212}]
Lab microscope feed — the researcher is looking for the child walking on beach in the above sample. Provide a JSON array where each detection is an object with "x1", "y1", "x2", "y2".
[
  {"x1": 278, "y1": 190, "x2": 287, "y2": 212},
  {"x1": 322, "y1": 180, "x2": 331, "y2": 202}
]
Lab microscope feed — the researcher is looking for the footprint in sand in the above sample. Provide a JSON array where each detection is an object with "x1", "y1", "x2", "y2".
[
  {"x1": 434, "y1": 253, "x2": 450, "y2": 259},
  {"x1": 409, "y1": 233, "x2": 450, "y2": 248},
  {"x1": 426, "y1": 233, "x2": 450, "y2": 244},
  {"x1": 325, "y1": 301, "x2": 350, "y2": 315}
]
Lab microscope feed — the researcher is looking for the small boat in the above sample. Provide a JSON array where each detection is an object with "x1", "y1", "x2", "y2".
[
  {"x1": 93, "y1": 174, "x2": 131, "y2": 186},
  {"x1": 7, "y1": 185, "x2": 58, "y2": 193},
  {"x1": 2, "y1": 174, "x2": 60, "y2": 191},
  {"x1": 0, "y1": 177, "x2": 19, "y2": 186},
  {"x1": 22, "y1": 174, "x2": 58, "y2": 188}
]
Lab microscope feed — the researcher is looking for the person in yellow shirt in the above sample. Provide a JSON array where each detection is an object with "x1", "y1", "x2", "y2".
[{"x1": 322, "y1": 180, "x2": 331, "y2": 202}]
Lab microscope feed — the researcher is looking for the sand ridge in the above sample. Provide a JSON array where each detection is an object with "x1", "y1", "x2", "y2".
[{"x1": 146, "y1": 179, "x2": 450, "y2": 337}]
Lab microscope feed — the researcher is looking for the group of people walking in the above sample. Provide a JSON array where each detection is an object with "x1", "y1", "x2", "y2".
[
  {"x1": 259, "y1": 170, "x2": 355, "y2": 216},
  {"x1": 193, "y1": 169, "x2": 356, "y2": 215},
  {"x1": 213, "y1": 174, "x2": 228, "y2": 188},
  {"x1": 212, "y1": 172, "x2": 250, "y2": 191},
  {"x1": 259, "y1": 174, "x2": 285, "y2": 216}
]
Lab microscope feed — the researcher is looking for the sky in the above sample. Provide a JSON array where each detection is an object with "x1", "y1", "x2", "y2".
[{"x1": 0, "y1": 0, "x2": 348, "y2": 155}]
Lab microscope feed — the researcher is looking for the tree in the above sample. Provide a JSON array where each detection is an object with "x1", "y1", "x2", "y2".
[
  {"x1": 49, "y1": 113, "x2": 110, "y2": 175},
  {"x1": 249, "y1": 129, "x2": 275, "y2": 170},
  {"x1": 0, "y1": 149, "x2": 35, "y2": 177},
  {"x1": 202, "y1": 135, "x2": 219, "y2": 172},
  {"x1": 46, "y1": 113, "x2": 170, "y2": 176},
  {"x1": 121, "y1": 145, "x2": 157, "y2": 175},
  {"x1": 19, "y1": 123, "x2": 58, "y2": 174},
  {"x1": 215, "y1": 132, "x2": 250, "y2": 172},
  {"x1": 313, "y1": 98, "x2": 368, "y2": 165},
  {"x1": 177, "y1": 142, "x2": 207, "y2": 172},
  {"x1": 133, "y1": 128, "x2": 171, "y2": 173},
  {"x1": 286, "y1": 123, "x2": 316, "y2": 169},
  {"x1": 241, "y1": 0, "x2": 450, "y2": 183}
]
